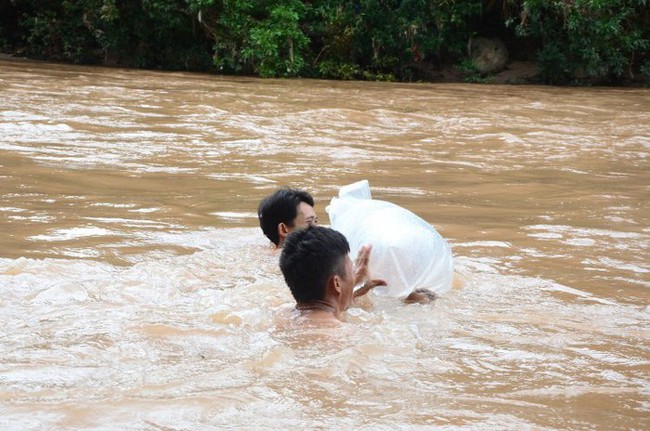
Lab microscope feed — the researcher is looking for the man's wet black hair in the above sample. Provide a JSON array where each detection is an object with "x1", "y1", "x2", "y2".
[
  {"x1": 258, "y1": 187, "x2": 315, "y2": 246},
  {"x1": 280, "y1": 226, "x2": 350, "y2": 303}
]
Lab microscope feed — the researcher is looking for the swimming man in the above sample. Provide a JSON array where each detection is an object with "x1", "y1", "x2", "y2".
[
  {"x1": 258, "y1": 187, "x2": 318, "y2": 248},
  {"x1": 279, "y1": 226, "x2": 386, "y2": 324}
]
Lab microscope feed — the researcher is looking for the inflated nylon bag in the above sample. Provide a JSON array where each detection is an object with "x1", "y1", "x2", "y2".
[{"x1": 326, "y1": 180, "x2": 453, "y2": 297}]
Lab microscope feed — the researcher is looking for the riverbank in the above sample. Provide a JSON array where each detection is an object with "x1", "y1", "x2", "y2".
[
  {"x1": 0, "y1": 52, "x2": 542, "y2": 86},
  {"x1": 3, "y1": 52, "x2": 646, "y2": 87},
  {"x1": 435, "y1": 60, "x2": 541, "y2": 85}
]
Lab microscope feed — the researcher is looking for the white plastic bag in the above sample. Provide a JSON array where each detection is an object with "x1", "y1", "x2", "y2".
[{"x1": 327, "y1": 180, "x2": 453, "y2": 297}]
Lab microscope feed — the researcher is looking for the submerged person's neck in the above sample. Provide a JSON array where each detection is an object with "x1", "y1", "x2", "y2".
[{"x1": 296, "y1": 300, "x2": 340, "y2": 322}]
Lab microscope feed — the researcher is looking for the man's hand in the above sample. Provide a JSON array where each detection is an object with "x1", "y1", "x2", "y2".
[{"x1": 353, "y1": 245, "x2": 386, "y2": 298}]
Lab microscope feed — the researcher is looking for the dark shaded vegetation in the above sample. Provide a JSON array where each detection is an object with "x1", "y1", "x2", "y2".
[{"x1": 1, "y1": 0, "x2": 648, "y2": 85}]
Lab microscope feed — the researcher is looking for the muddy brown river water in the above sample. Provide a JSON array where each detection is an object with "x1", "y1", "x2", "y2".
[{"x1": 0, "y1": 57, "x2": 649, "y2": 430}]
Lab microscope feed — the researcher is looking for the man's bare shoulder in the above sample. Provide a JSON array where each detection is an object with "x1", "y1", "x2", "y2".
[{"x1": 274, "y1": 304, "x2": 342, "y2": 329}]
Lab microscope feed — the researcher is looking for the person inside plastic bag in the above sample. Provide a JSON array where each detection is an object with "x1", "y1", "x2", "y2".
[
  {"x1": 327, "y1": 180, "x2": 453, "y2": 304},
  {"x1": 258, "y1": 187, "x2": 318, "y2": 248},
  {"x1": 279, "y1": 225, "x2": 386, "y2": 324}
]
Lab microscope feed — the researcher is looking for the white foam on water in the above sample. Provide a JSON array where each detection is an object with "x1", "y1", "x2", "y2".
[
  {"x1": 455, "y1": 241, "x2": 512, "y2": 248},
  {"x1": 28, "y1": 226, "x2": 116, "y2": 241},
  {"x1": 128, "y1": 207, "x2": 161, "y2": 213},
  {"x1": 0, "y1": 206, "x2": 26, "y2": 212},
  {"x1": 211, "y1": 211, "x2": 258, "y2": 220}
]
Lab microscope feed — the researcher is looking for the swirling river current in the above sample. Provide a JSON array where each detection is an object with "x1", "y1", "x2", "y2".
[{"x1": 0, "y1": 57, "x2": 649, "y2": 430}]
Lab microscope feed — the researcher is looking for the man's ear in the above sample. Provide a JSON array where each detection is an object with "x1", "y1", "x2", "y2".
[
  {"x1": 332, "y1": 275, "x2": 343, "y2": 295},
  {"x1": 278, "y1": 223, "x2": 289, "y2": 240},
  {"x1": 323, "y1": 274, "x2": 341, "y2": 298}
]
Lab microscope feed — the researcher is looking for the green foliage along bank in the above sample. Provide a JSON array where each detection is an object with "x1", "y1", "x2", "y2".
[{"x1": 1, "y1": 0, "x2": 649, "y2": 85}]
